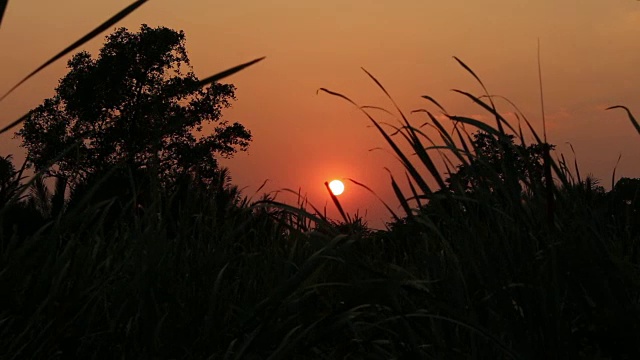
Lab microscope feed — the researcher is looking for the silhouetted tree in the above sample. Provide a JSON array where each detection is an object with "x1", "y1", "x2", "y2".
[
  {"x1": 610, "y1": 177, "x2": 640, "y2": 241},
  {"x1": 446, "y1": 132, "x2": 551, "y2": 195},
  {"x1": 0, "y1": 155, "x2": 25, "y2": 207},
  {"x1": 612, "y1": 177, "x2": 640, "y2": 209},
  {"x1": 16, "y1": 24, "x2": 251, "y2": 191}
]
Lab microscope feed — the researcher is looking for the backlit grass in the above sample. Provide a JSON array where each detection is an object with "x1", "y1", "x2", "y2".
[{"x1": 1, "y1": 1, "x2": 639, "y2": 358}]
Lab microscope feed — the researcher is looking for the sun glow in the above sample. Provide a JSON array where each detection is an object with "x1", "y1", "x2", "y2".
[{"x1": 328, "y1": 179, "x2": 345, "y2": 196}]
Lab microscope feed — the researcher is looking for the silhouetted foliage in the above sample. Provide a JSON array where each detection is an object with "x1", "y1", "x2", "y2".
[
  {"x1": 0, "y1": 155, "x2": 47, "y2": 243},
  {"x1": 0, "y1": 154, "x2": 20, "y2": 206},
  {"x1": 16, "y1": 24, "x2": 252, "y2": 191},
  {"x1": 3, "y1": 29, "x2": 639, "y2": 356},
  {"x1": 446, "y1": 131, "x2": 551, "y2": 195},
  {"x1": 613, "y1": 177, "x2": 640, "y2": 209},
  {"x1": 609, "y1": 177, "x2": 640, "y2": 242}
]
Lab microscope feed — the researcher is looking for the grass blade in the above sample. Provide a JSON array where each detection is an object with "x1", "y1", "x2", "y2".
[
  {"x1": 567, "y1": 142, "x2": 582, "y2": 184},
  {"x1": 405, "y1": 172, "x2": 422, "y2": 209},
  {"x1": 0, "y1": 0, "x2": 8, "y2": 29},
  {"x1": 606, "y1": 105, "x2": 640, "y2": 135},
  {"x1": 318, "y1": 88, "x2": 433, "y2": 195},
  {"x1": 358, "y1": 69, "x2": 449, "y2": 189},
  {"x1": 388, "y1": 171, "x2": 412, "y2": 218},
  {"x1": 197, "y1": 57, "x2": 266, "y2": 88},
  {"x1": 347, "y1": 177, "x2": 400, "y2": 222},
  {"x1": 0, "y1": 111, "x2": 28, "y2": 136},
  {"x1": 447, "y1": 115, "x2": 502, "y2": 138},
  {"x1": 453, "y1": 56, "x2": 504, "y2": 134},
  {"x1": 420, "y1": 95, "x2": 448, "y2": 114},
  {"x1": 611, "y1": 154, "x2": 622, "y2": 190},
  {"x1": 427, "y1": 111, "x2": 470, "y2": 166},
  {"x1": 0, "y1": 0, "x2": 149, "y2": 103},
  {"x1": 482, "y1": 94, "x2": 545, "y2": 144},
  {"x1": 537, "y1": 38, "x2": 548, "y2": 142},
  {"x1": 451, "y1": 89, "x2": 517, "y2": 135},
  {"x1": 324, "y1": 181, "x2": 349, "y2": 224}
]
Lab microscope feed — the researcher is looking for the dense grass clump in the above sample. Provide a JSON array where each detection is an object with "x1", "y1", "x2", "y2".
[
  {"x1": 1, "y1": 2, "x2": 640, "y2": 357},
  {"x1": 1, "y1": 67, "x2": 639, "y2": 359}
]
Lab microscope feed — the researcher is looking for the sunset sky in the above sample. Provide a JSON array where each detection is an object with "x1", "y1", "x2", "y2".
[{"x1": 1, "y1": 0, "x2": 638, "y2": 228}]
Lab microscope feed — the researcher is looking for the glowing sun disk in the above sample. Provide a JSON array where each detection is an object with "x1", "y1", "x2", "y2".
[{"x1": 329, "y1": 179, "x2": 345, "y2": 196}]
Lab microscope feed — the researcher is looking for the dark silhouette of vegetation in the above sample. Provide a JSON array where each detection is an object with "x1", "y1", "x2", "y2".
[
  {"x1": 382, "y1": 128, "x2": 640, "y2": 359},
  {"x1": 0, "y1": 156, "x2": 48, "y2": 242},
  {"x1": 446, "y1": 132, "x2": 551, "y2": 195},
  {"x1": 16, "y1": 24, "x2": 252, "y2": 192},
  {"x1": 0, "y1": 154, "x2": 21, "y2": 207},
  {"x1": 613, "y1": 177, "x2": 640, "y2": 208},
  {"x1": 3, "y1": 94, "x2": 640, "y2": 359},
  {"x1": 0, "y1": 7, "x2": 639, "y2": 356}
]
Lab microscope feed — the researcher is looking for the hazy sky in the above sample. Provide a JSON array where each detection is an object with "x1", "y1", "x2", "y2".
[{"x1": 1, "y1": 0, "x2": 638, "y2": 228}]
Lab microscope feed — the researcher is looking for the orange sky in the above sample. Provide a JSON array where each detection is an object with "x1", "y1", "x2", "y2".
[{"x1": 1, "y1": 0, "x2": 639, "y2": 228}]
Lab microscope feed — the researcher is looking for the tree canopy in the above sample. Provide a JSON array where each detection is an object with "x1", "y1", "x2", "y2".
[
  {"x1": 17, "y1": 24, "x2": 251, "y2": 190},
  {"x1": 446, "y1": 132, "x2": 551, "y2": 194}
]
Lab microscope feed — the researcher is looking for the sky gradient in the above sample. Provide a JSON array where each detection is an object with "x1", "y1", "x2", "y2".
[{"x1": 1, "y1": 0, "x2": 638, "y2": 228}]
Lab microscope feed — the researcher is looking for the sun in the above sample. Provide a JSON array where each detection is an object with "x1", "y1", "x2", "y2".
[{"x1": 328, "y1": 179, "x2": 345, "y2": 196}]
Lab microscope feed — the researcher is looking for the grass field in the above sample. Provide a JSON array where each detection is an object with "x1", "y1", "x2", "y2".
[
  {"x1": 1, "y1": 1, "x2": 639, "y2": 358},
  {"x1": 2, "y1": 71, "x2": 639, "y2": 358}
]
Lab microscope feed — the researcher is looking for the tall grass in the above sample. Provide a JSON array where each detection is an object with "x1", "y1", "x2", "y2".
[
  {"x1": 1, "y1": 1, "x2": 640, "y2": 358},
  {"x1": 315, "y1": 61, "x2": 640, "y2": 359},
  {"x1": 1, "y1": 58, "x2": 638, "y2": 358}
]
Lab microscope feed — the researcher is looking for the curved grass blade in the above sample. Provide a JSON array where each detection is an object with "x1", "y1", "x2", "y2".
[
  {"x1": 611, "y1": 154, "x2": 622, "y2": 190},
  {"x1": 253, "y1": 196, "x2": 332, "y2": 230},
  {"x1": 381, "y1": 121, "x2": 406, "y2": 137},
  {"x1": 401, "y1": 125, "x2": 437, "y2": 148},
  {"x1": 0, "y1": 0, "x2": 149, "y2": 103},
  {"x1": 426, "y1": 111, "x2": 469, "y2": 166},
  {"x1": 482, "y1": 94, "x2": 544, "y2": 144},
  {"x1": 0, "y1": 111, "x2": 28, "y2": 135},
  {"x1": 360, "y1": 68, "x2": 448, "y2": 189},
  {"x1": 279, "y1": 187, "x2": 332, "y2": 226},
  {"x1": 0, "y1": 0, "x2": 8, "y2": 29},
  {"x1": 453, "y1": 56, "x2": 487, "y2": 94},
  {"x1": 405, "y1": 129, "x2": 447, "y2": 189},
  {"x1": 361, "y1": 67, "x2": 411, "y2": 128},
  {"x1": 453, "y1": 56, "x2": 505, "y2": 134},
  {"x1": 318, "y1": 87, "x2": 432, "y2": 195},
  {"x1": 447, "y1": 115, "x2": 502, "y2": 137},
  {"x1": 397, "y1": 136, "x2": 449, "y2": 192},
  {"x1": 368, "y1": 146, "x2": 404, "y2": 167},
  {"x1": 346, "y1": 177, "x2": 400, "y2": 222},
  {"x1": 360, "y1": 105, "x2": 395, "y2": 117},
  {"x1": 420, "y1": 95, "x2": 448, "y2": 114},
  {"x1": 606, "y1": 105, "x2": 640, "y2": 135},
  {"x1": 515, "y1": 112, "x2": 526, "y2": 146},
  {"x1": 451, "y1": 89, "x2": 517, "y2": 135},
  {"x1": 197, "y1": 56, "x2": 266, "y2": 88}
]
